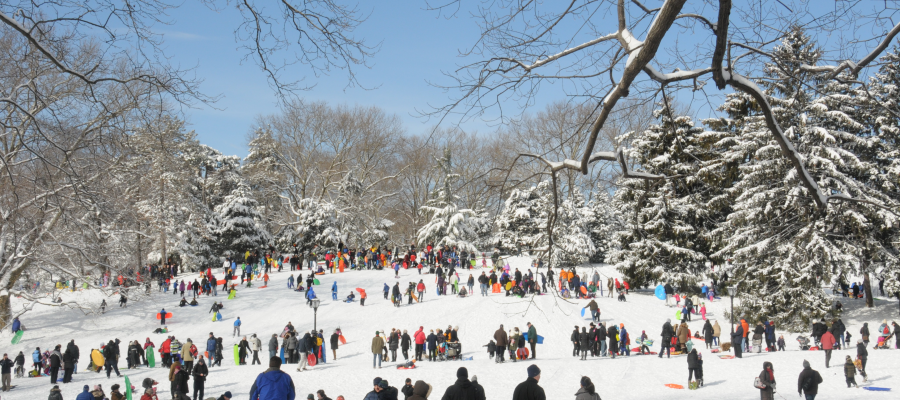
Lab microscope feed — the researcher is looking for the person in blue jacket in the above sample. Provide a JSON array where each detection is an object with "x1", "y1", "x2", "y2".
[
  {"x1": 11, "y1": 317, "x2": 20, "y2": 333},
  {"x1": 306, "y1": 288, "x2": 316, "y2": 306},
  {"x1": 160, "y1": 308, "x2": 166, "y2": 325},
  {"x1": 75, "y1": 384, "x2": 94, "y2": 400},
  {"x1": 249, "y1": 356, "x2": 295, "y2": 400},
  {"x1": 32, "y1": 347, "x2": 41, "y2": 374},
  {"x1": 234, "y1": 317, "x2": 241, "y2": 337},
  {"x1": 207, "y1": 333, "x2": 217, "y2": 366},
  {"x1": 619, "y1": 324, "x2": 630, "y2": 356},
  {"x1": 383, "y1": 283, "x2": 390, "y2": 300},
  {"x1": 331, "y1": 282, "x2": 338, "y2": 301},
  {"x1": 288, "y1": 275, "x2": 294, "y2": 289}
]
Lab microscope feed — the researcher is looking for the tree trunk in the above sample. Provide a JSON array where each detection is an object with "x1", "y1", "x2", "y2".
[
  {"x1": 863, "y1": 272, "x2": 874, "y2": 308},
  {"x1": 136, "y1": 221, "x2": 142, "y2": 268}
]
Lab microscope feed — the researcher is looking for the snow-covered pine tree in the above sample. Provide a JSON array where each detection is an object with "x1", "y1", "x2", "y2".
[
  {"x1": 608, "y1": 108, "x2": 723, "y2": 288},
  {"x1": 214, "y1": 182, "x2": 272, "y2": 257},
  {"x1": 416, "y1": 149, "x2": 479, "y2": 252},
  {"x1": 243, "y1": 127, "x2": 287, "y2": 235},
  {"x1": 276, "y1": 198, "x2": 341, "y2": 254},
  {"x1": 493, "y1": 181, "x2": 552, "y2": 256},
  {"x1": 711, "y1": 27, "x2": 893, "y2": 329},
  {"x1": 550, "y1": 192, "x2": 596, "y2": 268},
  {"x1": 586, "y1": 192, "x2": 624, "y2": 263}
]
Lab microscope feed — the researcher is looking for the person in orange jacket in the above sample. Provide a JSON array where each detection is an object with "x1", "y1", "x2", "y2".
[{"x1": 740, "y1": 319, "x2": 749, "y2": 352}]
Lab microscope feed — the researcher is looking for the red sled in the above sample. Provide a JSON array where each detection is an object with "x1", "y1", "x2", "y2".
[
  {"x1": 711, "y1": 349, "x2": 720, "y2": 353},
  {"x1": 809, "y1": 346, "x2": 819, "y2": 351},
  {"x1": 339, "y1": 335, "x2": 347, "y2": 345},
  {"x1": 156, "y1": 312, "x2": 173, "y2": 319},
  {"x1": 257, "y1": 286, "x2": 268, "y2": 289},
  {"x1": 396, "y1": 365, "x2": 416, "y2": 369},
  {"x1": 307, "y1": 354, "x2": 317, "y2": 366},
  {"x1": 516, "y1": 348, "x2": 529, "y2": 359}
]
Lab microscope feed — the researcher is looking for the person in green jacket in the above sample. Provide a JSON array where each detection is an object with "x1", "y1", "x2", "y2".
[{"x1": 527, "y1": 323, "x2": 538, "y2": 359}]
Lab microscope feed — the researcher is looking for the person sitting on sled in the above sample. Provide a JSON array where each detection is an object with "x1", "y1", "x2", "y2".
[
  {"x1": 189, "y1": 298, "x2": 198, "y2": 306},
  {"x1": 396, "y1": 358, "x2": 416, "y2": 369},
  {"x1": 179, "y1": 298, "x2": 188, "y2": 307},
  {"x1": 345, "y1": 292, "x2": 356, "y2": 303}
]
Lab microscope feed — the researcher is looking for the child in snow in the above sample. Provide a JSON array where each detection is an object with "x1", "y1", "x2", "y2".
[
  {"x1": 844, "y1": 355, "x2": 858, "y2": 387},
  {"x1": 485, "y1": 340, "x2": 496, "y2": 358},
  {"x1": 617, "y1": 291, "x2": 626, "y2": 302},
  {"x1": 700, "y1": 304, "x2": 707, "y2": 320},
  {"x1": 777, "y1": 335, "x2": 785, "y2": 351}
]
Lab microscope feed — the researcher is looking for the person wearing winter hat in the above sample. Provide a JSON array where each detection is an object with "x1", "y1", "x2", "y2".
[
  {"x1": 49, "y1": 385, "x2": 64, "y2": 400},
  {"x1": 441, "y1": 367, "x2": 486, "y2": 399},
  {"x1": 315, "y1": 389, "x2": 331, "y2": 400},
  {"x1": 74, "y1": 385, "x2": 93, "y2": 400},
  {"x1": 216, "y1": 391, "x2": 233, "y2": 400},
  {"x1": 512, "y1": 364, "x2": 545, "y2": 400},
  {"x1": 371, "y1": 332, "x2": 384, "y2": 369},
  {"x1": 797, "y1": 359, "x2": 822, "y2": 399},
  {"x1": 249, "y1": 357, "x2": 296, "y2": 400},
  {"x1": 363, "y1": 378, "x2": 383, "y2": 400}
]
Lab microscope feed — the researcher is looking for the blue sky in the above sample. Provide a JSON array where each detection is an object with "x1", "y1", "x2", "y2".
[{"x1": 162, "y1": 2, "x2": 499, "y2": 157}]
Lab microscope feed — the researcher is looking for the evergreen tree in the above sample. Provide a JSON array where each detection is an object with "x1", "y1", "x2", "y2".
[
  {"x1": 609, "y1": 108, "x2": 724, "y2": 288},
  {"x1": 417, "y1": 149, "x2": 479, "y2": 252},
  {"x1": 494, "y1": 181, "x2": 552, "y2": 256},
  {"x1": 275, "y1": 198, "x2": 340, "y2": 254},
  {"x1": 214, "y1": 182, "x2": 272, "y2": 256},
  {"x1": 710, "y1": 27, "x2": 893, "y2": 329},
  {"x1": 585, "y1": 192, "x2": 624, "y2": 263},
  {"x1": 551, "y1": 192, "x2": 595, "y2": 268}
]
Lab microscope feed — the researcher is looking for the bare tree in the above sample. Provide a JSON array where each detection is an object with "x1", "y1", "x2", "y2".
[{"x1": 426, "y1": 0, "x2": 900, "y2": 213}]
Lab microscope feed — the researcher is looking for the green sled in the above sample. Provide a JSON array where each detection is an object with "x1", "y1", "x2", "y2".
[
  {"x1": 313, "y1": 278, "x2": 320, "y2": 285},
  {"x1": 124, "y1": 375, "x2": 133, "y2": 400},
  {"x1": 233, "y1": 344, "x2": 240, "y2": 365},
  {"x1": 11, "y1": 330, "x2": 23, "y2": 344},
  {"x1": 146, "y1": 346, "x2": 156, "y2": 368}
]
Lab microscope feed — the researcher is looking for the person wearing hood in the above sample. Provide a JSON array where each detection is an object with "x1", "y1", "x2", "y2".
[
  {"x1": 400, "y1": 330, "x2": 411, "y2": 361},
  {"x1": 512, "y1": 364, "x2": 545, "y2": 400},
  {"x1": 49, "y1": 385, "x2": 65, "y2": 400},
  {"x1": 797, "y1": 360, "x2": 822, "y2": 399},
  {"x1": 860, "y1": 322, "x2": 870, "y2": 346},
  {"x1": 250, "y1": 357, "x2": 295, "y2": 400},
  {"x1": 192, "y1": 356, "x2": 208, "y2": 400},
  {"x1": 659, "y1": 319, "x2": 675, "y2": 358},
  {"x1": 574, "y1": 376, "x2": 601, "y2": 400},
  {"x1": 758, "y1": 361, "x2": 775, "y2": 400},
  {"x1": 440, "y1": 367, "x2": 485, "y2": 400},
  {"x1": 401, "y1": 378, "x2": 414, "y2": 400},
  {"x1": 702, "y1": 320, "x2": 714, "y2": 349},
  {"x1": 856, "y1": 339, "x2": 868, "y2": 381},
  {"x1": 687, "y1": 348, "x2": 702, "y2": 386},
  {"x1": 606, "y1": 324, "x2": 618, "y2": 359}
]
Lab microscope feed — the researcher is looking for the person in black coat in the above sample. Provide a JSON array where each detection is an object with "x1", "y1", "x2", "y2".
[
  {"x1": 659, "y1": 319, "x2": 675, "y2": 358},
  {"x1": 606, "y1": 325, "x2": 619, "y2": 359},
  {"x1": 856, "y1": 339, "x2": 868, "y2": 381},
  {"x1": 238, "y1": 337, "x2": 250, "y2": 365},
  {"x1": 62, "y1": 341, "x2": 78, "y2": 383},
  {"x1": 596, "y1": 323, "x2": 607, "y2": 356},
  {"x1": 441, "y1": 367, "x2": 486, "y2": 400},
  {"x1": 400, "y1": 330, "x2": 411, "y2": 361},
  {"x1": 401, "y1": 378, "x2": 414, "y2": 400},
  {"x1": 49, "y1": 346, "x2": 62, "y2": 384},
  {"x1": 102, "y1": 340, "x2": 121, "y2": 378},
  {"x1": 687, "y1": 348, "x2": 702, "y2": 385},
  {"x1": 330, "y1": 331, "x2": 340, "y2": 361},
  {"x1": 731, "y1": 326, "x2": 744, "y2": 358},
  {"x1": 172, "y1": 364, "x2": 190, "y2": 399},
  {"x1": 578, "y1": 328, "x2": 589, "y2": 360},
  {"x1": 511, "y1": 365, "x2": 545, "y2": 400},
  {"x1": 702, "y1": 320, "x2": 714, "y2": 349},
  {"x1": 570, "y1": 326, "x2": 580, "y2": 357},
  {"x1": 192, "y1": 357, "x2": 208, "y2": 400}
]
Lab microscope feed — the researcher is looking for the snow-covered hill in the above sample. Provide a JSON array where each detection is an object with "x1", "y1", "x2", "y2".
[{"x1": 4, "y1": 258, "x2": 898, "y2": 399}]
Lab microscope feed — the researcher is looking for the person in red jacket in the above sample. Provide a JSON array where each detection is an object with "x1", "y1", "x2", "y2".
[
  {"x1": 416, "y1": 281, "x2": 425, "y2": 303},
  {"x1": 413, "y1": 327, "x2": 426, "y2": 361},
  {"x1": 160, "y1": 337, "x2": 172, "y2": 368},
  {"x1": 821, "y1": 329, "x2": 836, "y2": 368}
]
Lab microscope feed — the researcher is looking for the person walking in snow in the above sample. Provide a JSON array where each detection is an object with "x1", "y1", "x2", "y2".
[
  {"x1": 758, "y1": 361, "x2": 775, "y2": 400},
  {"x1": 233, "y1": 317, "x2": 241, "y2": 337},
  {"x1": 659, "y1": 319, "x2": 674, "y2": 358},
  {"x1": 797, "y1": 360, "x2": 822, "y2": 399}
]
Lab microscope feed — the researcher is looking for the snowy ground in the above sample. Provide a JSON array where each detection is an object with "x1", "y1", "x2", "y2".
[{"x1": 4, "y1": 258, "x2": 899, "y2": 400}]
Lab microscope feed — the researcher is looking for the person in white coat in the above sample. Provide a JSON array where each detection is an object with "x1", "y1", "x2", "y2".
[{"x1": 249, "y1": 334, "x2": 263, "y2": 365}]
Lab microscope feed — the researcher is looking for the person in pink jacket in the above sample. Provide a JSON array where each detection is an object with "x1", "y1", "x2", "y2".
[
  {"x1": 700, "y1": 304, "x2": 707, "y2": 320},
  {"x1": 413, "y1": 327, "x2": 426, "y2": 361}
]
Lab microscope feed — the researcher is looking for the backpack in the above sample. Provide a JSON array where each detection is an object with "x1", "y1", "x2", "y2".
[{"x1": 189, "y1": 344, "x2": 198, "y2": 357}]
